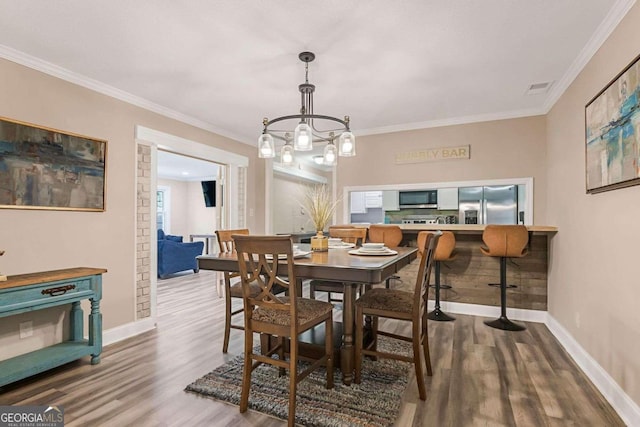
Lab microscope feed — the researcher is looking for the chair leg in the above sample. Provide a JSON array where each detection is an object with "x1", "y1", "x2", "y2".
[
  {"x1": 428, "y1": 261, "x2": 455, "y2": 322},
  {"x1": 484, "y1": 257, "x2": 526, "y2": 331},
  {"x1": 354, "y1": 306, "x2": 363, "y2": 384},
  {"x1": 288, "y1": 339, "x2": 298, "y2": 427},
  {"x1": 239, "y1": 324, "x2": 253, "y2": 413},
  {"x1": 222, "y1": 279, "x2": 233, "y2": 353},
  {"x1": 325, "y1": 317, "x2": 334, "y2": 389},
  {"x1": 413, "y1": 322, "x2": 426, "y2": 401},
  {"x1": 423, "y1": 323, "x2": 433, "y2": 377}
]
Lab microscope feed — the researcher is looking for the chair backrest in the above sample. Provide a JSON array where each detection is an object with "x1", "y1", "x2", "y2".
[
  {"x1": 233, "y1": 235, "x2": 298, "y2": 324},
  {"x1": 481, "y1": 225, "x2": 528, "y2": 258},
  {"x1": 329, "y1": 227, "x2": 367, "y2": 245},
  {"x1": 216, "y1": 229, "x2": 250, "y2": 253},
  {"x1": 368, "y1": 225, "x2": 403, "y2": 247},
  {"x1": 414, "y1": 231, "x2": 441, "y2": 319},
  {"x1": 417, "y1": 230, "x2": 456, "y2": 261}
]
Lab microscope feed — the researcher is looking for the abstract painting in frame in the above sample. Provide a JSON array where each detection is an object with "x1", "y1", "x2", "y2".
[
  {"x1": 585, "y1": 53, "x2": 640, "y2": 194},
  {"x1": 0, "y1": 117, "x2": 106, "y2": 211}
]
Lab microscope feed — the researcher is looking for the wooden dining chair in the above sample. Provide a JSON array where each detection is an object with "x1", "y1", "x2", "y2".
[
  {"x1": 215, "y1": 228, "x2": 251, "y2": 353},
  {"x1": 354, "y1": 230, "x2": 441, "y2": 400},
  {"x1": 309, "y1": 227, "x2": 368, "y2": 303},
  {"x1": 233, "y1": 234, "x2": 334, "y2": 427},
  {"x1": 368, "y1": 224, "x2": 404, "y2": 288}
]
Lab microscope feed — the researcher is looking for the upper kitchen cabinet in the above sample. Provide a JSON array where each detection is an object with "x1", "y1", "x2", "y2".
[
  {"x1": 364, "y1": 191, "x2": 383, "y2": 208},
  {"x1": 350, "y1": 191, "x2": 367, "y2": 214},
  {"x1": 382, "y1": 190, "x2": 399, "y2": 211},
  {"x1": 437, "y1": 188, "x2": 458, "y2": 210}
]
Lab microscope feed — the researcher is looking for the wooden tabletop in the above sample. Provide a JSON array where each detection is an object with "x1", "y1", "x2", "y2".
[
  {"x1": 0, "y1": 268, "x2": 107, "y2": 290},
  {"x1": 198, "y1": 246, "x2": 417, "y2": 285}
]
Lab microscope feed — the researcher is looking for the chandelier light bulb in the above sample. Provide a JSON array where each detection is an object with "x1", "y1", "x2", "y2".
[
  {"x1": 281, "y1": 142, "x2": 294, "y2": 165},
  {"x1": 324, "y1": 142, "x2": 337, "y2": 166},
  {"x1": 338, "y1": 131, "x2": 356, "y2": 156},
  {"x1": 294, "y1": 122, "x2": 313, "y2": 151},
  {"x1": 258, "y1": 133, "x2": 275, "y2": 158}
]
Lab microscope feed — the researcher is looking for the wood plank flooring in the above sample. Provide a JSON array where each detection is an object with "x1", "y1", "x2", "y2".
[{"x1": 0, "y1": 270, "x2": 624, "y2": 426}]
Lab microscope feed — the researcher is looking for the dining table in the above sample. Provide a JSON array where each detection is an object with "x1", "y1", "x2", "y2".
[{"x1": 197, "y1": 243, "x2": 417, "y2": 385}]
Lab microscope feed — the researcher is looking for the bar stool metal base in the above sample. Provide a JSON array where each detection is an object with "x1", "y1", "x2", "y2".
[
  {"x1": 428, "y1": 307, "x2": 456, "y2": 322},
  {"x1": 484, "y1": 316, "x2": 526, "y2": 331},
  {"x1": 429, "y1": 261, "x2": 456, "y2": 322}
]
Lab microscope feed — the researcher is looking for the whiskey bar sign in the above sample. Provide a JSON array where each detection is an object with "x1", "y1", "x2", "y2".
[{"x1": 395, "y1": 145, "x2": 470, "y2": 164}]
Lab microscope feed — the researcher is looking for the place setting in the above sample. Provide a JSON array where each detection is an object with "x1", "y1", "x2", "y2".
[
  {"x1": 265, "y1": 245, "x2": 311, "y2": 259},
  {"x1": 328, "y1": 237, "x2": 356, "y2": 249},
  {"x1": 349, "y1": 242, "x2": 398, "y2": 256}
]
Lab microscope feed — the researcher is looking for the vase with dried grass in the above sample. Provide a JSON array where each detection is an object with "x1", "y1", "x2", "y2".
[{"x1": 300, "y1": 185, "x2": 338, "y2": 252}]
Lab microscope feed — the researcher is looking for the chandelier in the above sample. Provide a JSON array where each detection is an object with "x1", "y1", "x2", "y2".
[{"x1": 258, "y1": 52, "x2": 356, "y2": 166}]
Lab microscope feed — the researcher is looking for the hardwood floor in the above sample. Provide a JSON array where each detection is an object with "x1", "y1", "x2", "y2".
[{"x1": 0, "y1": 270, "x2": 624, "y2": 426}]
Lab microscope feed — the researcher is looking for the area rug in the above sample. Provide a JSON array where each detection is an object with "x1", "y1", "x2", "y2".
[{"x1": 185, "y1": 337, "x2": 412, "y2": 427}]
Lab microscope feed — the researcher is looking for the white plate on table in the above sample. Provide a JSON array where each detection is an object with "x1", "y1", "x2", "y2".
[
  {"x1": 265, "y1": 251, "x2": 311, "y2": 260},
  {"x1": 358, "y1": 246, "x2": 389, "y2": 253},
  {"x1": 348, "y1": 248, "x2": 398, "y2": 256},
  {"x1": 329, "y1": 242, "x2": 356, "y2": 249}
]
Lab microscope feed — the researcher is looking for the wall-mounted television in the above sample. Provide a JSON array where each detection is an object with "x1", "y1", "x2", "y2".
[{"x1": 201, "y1": 180, "x2": 216, "y2": 207}]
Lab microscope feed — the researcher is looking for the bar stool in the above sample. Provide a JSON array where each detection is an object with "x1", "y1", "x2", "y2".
[
  {"x1": 480, "y1": 225, "x2": 529, "y2": 331},
  {"x1": 418, "y1": 231, "x2": 457, "y2": 321}
]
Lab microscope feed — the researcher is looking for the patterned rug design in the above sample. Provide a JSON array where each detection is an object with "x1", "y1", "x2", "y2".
[{"x1": 185, "y1": 337, "x2": 411, "y2": 426}]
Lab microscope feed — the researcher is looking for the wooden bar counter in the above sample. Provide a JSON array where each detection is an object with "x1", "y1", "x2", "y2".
[{"x1": 396, "y1": 224, "x2": 558, "y2": 311}]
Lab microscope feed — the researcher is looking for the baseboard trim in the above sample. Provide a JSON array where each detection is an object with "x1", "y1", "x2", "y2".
[
  {"x1": 103, "y1": 317, "x2": 157, "y2": 347},
  {"x1": 546, "y1": 315, "x2": 640, "y2": 427},
  {"x1": 427, "y1": 300, "x2": 548, "y2": 323}
]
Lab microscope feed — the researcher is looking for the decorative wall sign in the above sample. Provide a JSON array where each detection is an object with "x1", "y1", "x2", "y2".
[
  {"x1": 585, "y1": 53, "x2": 640, "y2": 194},
  {"x1": 0, "y1": 117, "x2": 107, "y2": 211},
  {"x1": 395, "y1": 144, "x2": 470, "y2": 164}
]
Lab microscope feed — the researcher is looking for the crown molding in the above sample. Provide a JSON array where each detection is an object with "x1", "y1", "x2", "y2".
[
  {"x1": 0, "y1": 44, "x2": 253, "y2": 146},
  {"x1": 355, "y1": 108, "x2": 545, "y2": 137},
  {"x1": 542, "y1": 0, "x2": 637, "y2": 112}
]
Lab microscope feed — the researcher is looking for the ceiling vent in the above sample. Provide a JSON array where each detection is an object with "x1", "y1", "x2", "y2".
[{"x1": 525, "y1": 81, "x2": 553, "y2": 95}]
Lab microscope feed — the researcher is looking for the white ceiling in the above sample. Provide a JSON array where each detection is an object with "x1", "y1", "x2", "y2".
[
  {"x1": 0, "y1": 0, "x2": 634, "y2": 150},
  {"x1": 157, "y1": 150, "x2": 219, "y2": 181}
]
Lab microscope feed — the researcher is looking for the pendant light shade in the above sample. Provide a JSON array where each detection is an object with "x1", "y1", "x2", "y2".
[
  {"x1": 323, "y1": 141, "x2": 337, "y2": 166},
  {"x1": 338, "y1": 131, "x2": 356, "y2": 156},
  {"x1": 258, "y1": 133, "x2": 275, "y2": 158},
  {"x1": 281, "y1": 139, "x2": 294, "y2": 165},
  {"x1": 294, "y1": 122, "x2": 313, "y2": 151}
]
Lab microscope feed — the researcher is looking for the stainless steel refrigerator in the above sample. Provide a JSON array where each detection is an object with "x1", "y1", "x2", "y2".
[{"x1": 458, "y1": 185, "x2": 518, "y2": 224}]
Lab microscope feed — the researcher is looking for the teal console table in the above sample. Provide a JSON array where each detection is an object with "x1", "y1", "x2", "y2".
[{"x1": 0, "y1": 267, "x2": 106, "y2": 387}]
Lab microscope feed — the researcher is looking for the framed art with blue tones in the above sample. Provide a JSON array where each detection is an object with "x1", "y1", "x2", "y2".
[
  {"x1": 0, "y1": 117, "x2": 106, "y2": 211},
  {"x1": 585, "y1": 53, "x2": 640, "y2": 194}
]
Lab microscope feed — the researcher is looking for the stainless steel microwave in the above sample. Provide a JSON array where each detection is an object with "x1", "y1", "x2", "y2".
[{"x1": 399, "y1": 190, "x2": 438, "y2": 208}]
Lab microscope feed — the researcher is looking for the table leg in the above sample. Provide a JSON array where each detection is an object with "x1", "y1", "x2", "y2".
[
  {"x1": 341, "y1": 284, "x2": 355, "y2": 385},
  {"x1": 89, "y1": 299, "x2": 102, "y2": 365}
]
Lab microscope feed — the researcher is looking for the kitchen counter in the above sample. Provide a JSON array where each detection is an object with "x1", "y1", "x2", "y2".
[{"x1": 398, "y1": 224, "x2": 557, "y2": 234}]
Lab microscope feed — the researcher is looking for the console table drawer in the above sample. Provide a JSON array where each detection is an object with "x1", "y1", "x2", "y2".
[{"x1": 0, "y1": 278, "x2": 96, "y2": 317}]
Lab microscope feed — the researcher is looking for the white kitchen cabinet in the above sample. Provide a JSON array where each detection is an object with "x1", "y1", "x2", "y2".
[
  {"x1": 364, "y1": 191, "x2": 383, "y2": 208},
  {"x1": 437, "y1": 188, "x2": 458, "y2": 210},
  {"x1": 382, "y1": 190, "x2": 399, "y2": 211},
  {"x1": 350, "y1": 192, "x2": 367, "y2": 214}
]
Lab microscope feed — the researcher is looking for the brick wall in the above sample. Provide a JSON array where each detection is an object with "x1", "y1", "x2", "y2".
[{"x1": 136, "y1": 143, "x2": 151, "y2": 319}]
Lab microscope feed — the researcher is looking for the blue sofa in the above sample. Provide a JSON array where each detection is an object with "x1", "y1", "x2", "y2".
[{"x1": 157, "y1": 230, "x2": 204, "y2": 279}]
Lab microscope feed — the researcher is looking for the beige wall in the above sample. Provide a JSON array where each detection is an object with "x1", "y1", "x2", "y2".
[
  {"x1": 0, "y1": 57, "x2": 260, "y2": 352},
  {"x1": 158, "y1": 178, "x2": 189, "y2": 236},
  {"x1": 336, "y1": 116, "x2": 548, "y2": 223},
  {"x1": 546, "y1": 3, "x2": 640, "y2": 406}
]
